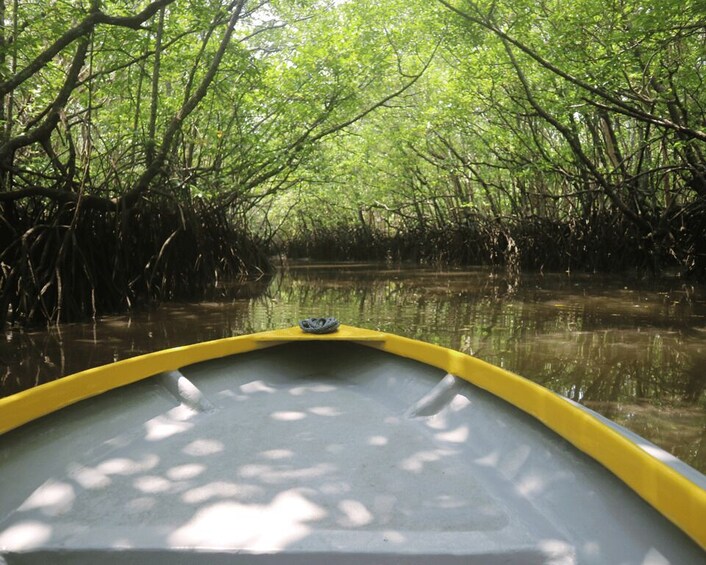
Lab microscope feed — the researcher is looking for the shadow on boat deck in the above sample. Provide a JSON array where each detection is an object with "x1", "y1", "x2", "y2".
[{"x1": 0, "y1": 342, "x2": 703, "y2": 563}]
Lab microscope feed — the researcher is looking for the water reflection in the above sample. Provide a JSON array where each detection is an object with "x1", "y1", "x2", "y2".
[{"x1": 2, "y1": 262, "x2": 705, "y2": 472}]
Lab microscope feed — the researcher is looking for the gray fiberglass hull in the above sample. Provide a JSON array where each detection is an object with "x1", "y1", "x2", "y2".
[{"x1": 1, "y1": 326, "x2": 704, "y2": 563}]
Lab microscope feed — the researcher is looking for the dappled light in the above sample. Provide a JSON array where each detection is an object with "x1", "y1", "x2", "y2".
[
  {"x1": 0, "y1": 521, "x2": 52, "y2": 551},
  {"x1": 168, "y1": 491, "x2": 327, "y2": 551},
  {"x1": 181, "y1": 482, "x2": 261, "y2": 506},
  {"x1": 18, "y1": 481, "x2": 75, "y2": 517},
  {"x1": 95, "y1": 455, "x2": 160, "y2": 477},
  {"x1": 337, "y1": 499, "x2": 374, "y2": 528},
  {"x1": 133, "y1": 476, "x2": 172, "y2": 495},
  {"x1": 400, "y1": 449, "x2": 452, "y2": 473},
  {"x1": 368, "y1": 435, "x2": 388, "y2": 446},
  {"x1": 2, "y1": 0, "x2": 704, "y2": 556},
  {"x1": 167, "y1": 463, "x2": 206, "y2": 481},
  {"x1": 259, "y1": 449, "x2": 294, "y2": 461},
  {"x1": 182, "y1": 440, "x2": 224, "y2": 457},
  {"x1": 436, "y1": 425, "x2": 470, "y2": 444},
  {"x1": 308, "y1": 406, "x2": 342, "y2": 417},
  {"x1": 144, "y1": 412, "x2": 195, "y2": 442},
  {"x1": 71, "y1": 465, "x2": 112, "y2": 491},
  {"x1": 270, "y1": 411, "x2": 307, "y2": 422},
  {"x1": 238, "y1": 463, "x2": 335, "y2": 483},
  {"x1": 1, "y1": 341, "x2": 703, "y2": 561},
  {"x1": 516, "y1": 476, "x2": 548, "y2": 499},
  {"x1": 240, "y1": 380, "x2": 277, "y2": 395}
]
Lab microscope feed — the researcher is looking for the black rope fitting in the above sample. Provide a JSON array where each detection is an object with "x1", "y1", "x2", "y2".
[{"x1": 299, "y1": 317, "x2": 340, "y2": 334}]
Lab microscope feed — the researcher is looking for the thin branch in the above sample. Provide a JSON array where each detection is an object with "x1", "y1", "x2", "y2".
[
  {"x1": 0, "y1": 0, "x2": 176, "y2": 97},
  {"x1": 436, "y1": 0, "x2": 706, "y2": 142}
]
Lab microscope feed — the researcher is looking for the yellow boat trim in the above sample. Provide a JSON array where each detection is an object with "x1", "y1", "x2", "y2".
[{"x1": 0, "y1": 324, "x2": 704, "y2": 550}]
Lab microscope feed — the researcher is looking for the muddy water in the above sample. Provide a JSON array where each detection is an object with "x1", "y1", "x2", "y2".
[{"x1": 2, "y1": 262, "x2": 705, "y2": 472}]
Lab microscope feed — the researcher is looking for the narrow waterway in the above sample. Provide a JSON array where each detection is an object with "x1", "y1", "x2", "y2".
[{"x1": 2, "y1": 262, "x2": 705, "y2": 472}]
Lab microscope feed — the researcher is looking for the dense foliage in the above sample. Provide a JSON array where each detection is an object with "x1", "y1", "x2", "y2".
[
  {"x1": 1, "y1": 0, "x2": 705, "y2": 324},
  {"x1": 281, "y1": 0, "x2": 706, "y2": 276}
]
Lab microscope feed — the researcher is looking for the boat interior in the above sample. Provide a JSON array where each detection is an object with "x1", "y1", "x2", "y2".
[{"x1": 0, "y1": 341, "x2": 703, "y2": 563}]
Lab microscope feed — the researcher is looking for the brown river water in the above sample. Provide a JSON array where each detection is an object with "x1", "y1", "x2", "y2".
[{"x1": 2, "y1": 262, "x2": 705, "y2": 472}]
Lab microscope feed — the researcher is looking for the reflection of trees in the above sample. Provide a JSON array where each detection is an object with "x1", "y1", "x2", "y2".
[
  {"x1": 3, "y1": 264, "x2": 705, "y2": 469},
  {"x1": 277, "y1": 268, "x2": 701, "y2": 414},
  {"x1": 1, "y1": 279, "x2": 273, "y2": 397},
  {"x1": 682, "y1": 355, "x2": 706, "y2": 404},
  {"x1": 509, "y1": 331, "x2": 701, "y2": 406},
  {"x1": 694, "y1": 428, "x2": 706, "y2": 473}
]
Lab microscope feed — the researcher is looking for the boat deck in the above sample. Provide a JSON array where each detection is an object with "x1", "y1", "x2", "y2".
[{"x1": 0, "y1": 341, "x2": 703, "y2": 563}]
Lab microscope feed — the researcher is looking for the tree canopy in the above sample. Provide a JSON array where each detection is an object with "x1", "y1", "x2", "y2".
[{"x1": 1, "y1": 0, "x2": 705, "y2": 324}]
